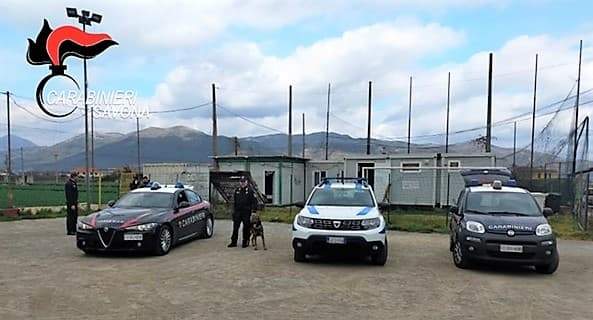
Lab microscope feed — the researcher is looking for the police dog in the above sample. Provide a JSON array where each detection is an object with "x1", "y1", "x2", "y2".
[{"x1": 250, "y1": 211, "x2": 267, "y2": 250}]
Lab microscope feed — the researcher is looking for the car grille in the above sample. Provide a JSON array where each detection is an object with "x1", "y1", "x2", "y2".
[
  {"x1": 97, "y1": 228, "x2": 117, "y2": 248},
  {"x1": 311, "y1": 219, "x2": 363, "y2": 230}
]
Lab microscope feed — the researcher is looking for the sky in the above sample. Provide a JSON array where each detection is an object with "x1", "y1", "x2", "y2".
[{"x1": 0, "y1": 0, "x2": 592, "y2": 153}]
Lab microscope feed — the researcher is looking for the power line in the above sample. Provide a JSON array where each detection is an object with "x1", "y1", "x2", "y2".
[
  {"x1": 10, "y1": 97, "x2": 84, "y2": 123},
  {"x1": 217, "y1": 104, "x2": 285, "y2": 134}
]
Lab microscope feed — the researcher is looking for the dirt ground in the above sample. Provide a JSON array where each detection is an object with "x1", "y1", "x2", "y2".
[{"x1": 1, "y1": 219, "x2": 592, "y2": 320}]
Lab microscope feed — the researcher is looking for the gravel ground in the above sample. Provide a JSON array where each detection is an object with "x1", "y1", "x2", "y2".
[{"x1": 1, "y1": 218, "x2": 593, "y2": 320}]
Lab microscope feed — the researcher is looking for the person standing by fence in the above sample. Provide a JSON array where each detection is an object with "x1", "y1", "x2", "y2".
[{"x1": 65, "y1": 172, "x2": 79, "y2": 235}]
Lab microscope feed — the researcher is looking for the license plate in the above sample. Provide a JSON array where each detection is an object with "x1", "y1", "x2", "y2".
[
  {"x1": 124, "y1": 233, "x2": 143, "y2": 241},
  {"x1": 500, "y1": 244, "x2": 523, "y2": 253},
  {"x1": 327, "y1": 237, "x2": 345, "y2": 244}
]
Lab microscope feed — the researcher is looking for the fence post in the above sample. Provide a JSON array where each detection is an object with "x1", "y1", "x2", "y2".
[{"x1": 98, "y1": 175, "x2": 102, "y2": 208}]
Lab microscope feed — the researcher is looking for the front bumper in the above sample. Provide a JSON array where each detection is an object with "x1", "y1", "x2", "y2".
[
  {"x1": 76, "y1": 228, "x2": 159, "y2": 252},
  {"x1": 292, "y1": 223, "x2": 386, "y2": 255},
  {"x1": 458, "y1": 231, "x2": 557, "y2": 266}
]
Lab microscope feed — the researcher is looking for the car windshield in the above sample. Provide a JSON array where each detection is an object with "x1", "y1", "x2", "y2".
[
  {"x1": 465, "y1": 191, "x2": 541, "y2": 216},
  {"x1": 115, "y1": 192, "x2": 173, "y2": 208},
  {"x1": 308, "y1": 188, "x2": 375, "y2": 207}
]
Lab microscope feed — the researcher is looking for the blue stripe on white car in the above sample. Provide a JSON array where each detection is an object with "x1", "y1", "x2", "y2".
[
  {"x1": 356, "y1": 207, "x2": 372, "y2": 216},
  {"x1": 307, "y1": 206, "x2": 320, "y2": 214}
]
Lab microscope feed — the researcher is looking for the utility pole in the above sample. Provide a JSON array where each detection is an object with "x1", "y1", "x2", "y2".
[
  {"x1": 211, "y1": 83, "x2": 218, "y2": 169},
  {"x1": 302, "y1": 113, "x2": 306, "y2": 158},
  {"x1": 530, "y1": 54, "x2": 539, "y2": 189},
  {"x1": 5, "y1": 91, "x2": 12, "y2": 208},
  {"x1": 288, "y1": 85, "x2": 293, "y2": 157},
  {"x1": 407, "y1": 76, "x2": 413, "y2": 154},
  {"x1": 20, "y1": 147, "x2": 24, "y2": 182},
  {"x1": 234, "y1": 137, "x2": 239, "y2": 155},
  {"x1": 4, "y1": 91, "x2": 10, "y2": 175},
  {"x1": 573, "y1": 40, "x2": 583, "y2": 176},
  {"x1": 366, "y1": 81, "x2": 372, "y2": 155},
  {"x1": 513, "y1": 122, "x2": 517, "y2": 169},
  {"x1": 54, "y1": 153, "x2": 59, "y2": 184},
  {"x1": 325, "y1": 83, "x2": 331, "y2": 160},
  {"x1": 136, "y1": 117, "x2": 141, "y2": 174},
  {"x1": 445, "y1": 72, "x2": 451, "y2": 153},
  {"x1": 486, "y1": 52, "x2": 493, "y2": 153}
]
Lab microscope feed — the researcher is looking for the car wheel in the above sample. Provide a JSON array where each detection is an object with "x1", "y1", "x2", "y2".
[
  {"x1": 294, "y1": 248, "x2": 307, "y2": 262},
  {"x1": 201, "y1": 215, "x2": 214, "y2": 239},
  {"x1": 154, "y1": 225, "x2": 173, "y2": 256},
  {"x1": 535, "y1": 251, "x2": 559, "y2": 274},
  {"x1": 82, "y1": 249, "x2": 96, "y2": 255},
  {"x1": 452, "y1": 238, "x2": 471, "y2": 269},
  {"x1": 371, "y1": 240, "x2": 388, "y2": 266}
]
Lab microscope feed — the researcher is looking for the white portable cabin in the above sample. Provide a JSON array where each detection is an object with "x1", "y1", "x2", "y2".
[
  {"x1": 142, "y1": 163, "x2": 211, "y2": 200},
  {"x1": 214, "y1": 155, "x2": 307, "y2": 205}
]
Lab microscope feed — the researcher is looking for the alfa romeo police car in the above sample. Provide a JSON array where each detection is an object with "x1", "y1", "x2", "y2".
[
  {"x1": 292, "y1": 177, "x2": 388, "y2": 265},
  {"x1": 449, "y1": 169, "x2": 559, "y2": 274},
  {"x1": 76, "y1": 182, "x2": 214, "y2": 255}
]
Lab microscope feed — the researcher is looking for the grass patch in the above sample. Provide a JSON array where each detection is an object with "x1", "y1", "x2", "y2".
[
  {"x1": 548, "y1": 214, "x2": 593, "y2": 241},
  {"x1": 0, "y1": 207, "x2": 94, "y2": 222},
  {"x1": 387, "y1": 214, "x2": 448, "y2": 233}
]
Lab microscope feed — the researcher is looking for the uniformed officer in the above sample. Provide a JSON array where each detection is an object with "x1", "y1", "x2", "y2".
[
  {"x1": 228, "y1": 176, "x2": 257, "y2": 248},
  {"x1": 64, "y1": 172, "x2": 79, "y2": 235}
]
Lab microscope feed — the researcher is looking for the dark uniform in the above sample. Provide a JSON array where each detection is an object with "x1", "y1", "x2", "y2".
[
  {"x1": 230, "y1": 185, "x2": 257, "y2": 247},
  {"x1": 65, "y1": 176, "x2": 79, "y2": 235}
]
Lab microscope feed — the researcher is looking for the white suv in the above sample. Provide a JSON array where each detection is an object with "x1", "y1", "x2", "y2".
[{"x1": 292, "y1": 178, "x2": 388, "y2": 265}]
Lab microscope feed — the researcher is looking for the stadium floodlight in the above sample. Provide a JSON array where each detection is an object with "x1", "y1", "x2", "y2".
[
  {"x1": 91, "y1": 13, "x2": 102, "y2": 24},
  {"x1": 81, "y1": 10, "x2": 90, "y2": 17},
  {"x1": 66, "y1": 7, "x2": 78, "y2": 18}
]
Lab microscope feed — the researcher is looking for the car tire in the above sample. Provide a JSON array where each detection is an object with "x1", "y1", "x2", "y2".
[
  {"x1": 452, "y1": 238, "x2": 471, "y2": 269},
  {"x1": 200, "y1": 215, "x2": 214, "y2": 239},
  {"x1": 154, "y1": 225, "x2": 173, "y2": 256},
  {"x1": 294, "y1": 248, "x2": 307, "y2": 263},
  {"x1": 535, "y1": 251, "x2": 559, "y2": 274},
  {"x1": 82, "y1": 249, "x2": 96, "y2": 255},
  {"x1": 371, "y1": 240, "x2": 388, "y2": 266}
]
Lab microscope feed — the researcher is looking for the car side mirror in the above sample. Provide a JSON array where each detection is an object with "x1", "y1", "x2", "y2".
[
  {"x1": 449, "y1": 206, "x2": 458, "y2": 214},
  {"x1": 178, "y1": 201, "x2": 190, "y2": 209},
  {"x1": 294, "y1": 201, "x2": 305, "y2": 208},
  {"x1": 378, "y1": 202, "x2": 390, "y2": 210},
  {"x1": 543, "y1": 207, "x2": 554, "y2": 217},
  {"x1": 107, "y1": 200, "x2": 115, "y2": 207}
]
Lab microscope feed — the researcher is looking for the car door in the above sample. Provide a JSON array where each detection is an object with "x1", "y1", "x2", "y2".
[
  {"x1": 450, "y1": 189, "x2": 466, "y2": 237},
  {"x1": 172, "y1": 190, "x2": 194, "y2": 240},
  {"x1": 184, "y1": 190, "x2": 204, "y2": 236}
]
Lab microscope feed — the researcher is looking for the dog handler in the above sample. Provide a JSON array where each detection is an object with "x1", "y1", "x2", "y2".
[{"x1": 228, "y1": 176, "x2": 257, "y2": 248}]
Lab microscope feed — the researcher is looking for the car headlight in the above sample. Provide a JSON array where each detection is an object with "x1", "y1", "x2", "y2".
[
  {"x1": 296, "y1": 215, "x2": 315, "y2": 228},
  {"x1": 361, "y1": 217, "x2": 381, "y2": 230},
  {"x1": 536, "y1": 223, "x2": 553, "y2": 236},
  {"x1": 465, "y1": 221, "x2": 485, "y2": 234},
  {"x1": 77, "y1": 221, "x2": 94, "y2": 230},
  {"x1": 125, "y1": 223, "x2": 158, "y2": 231}
]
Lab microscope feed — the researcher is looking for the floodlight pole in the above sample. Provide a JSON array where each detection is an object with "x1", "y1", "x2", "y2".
[
  {"x1": 573, "y1": 40, "x2": 583, "y2": 176},
  {"x1": 67, "y1": 8, "x2": 103, "y2": 212}
]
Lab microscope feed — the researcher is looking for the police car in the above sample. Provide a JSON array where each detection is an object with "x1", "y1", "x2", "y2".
[
  {"x1": 76, "y1": 182, "x2": 214, "y2": 255},
  {"x1": 292, "y1": 177, "x2": 388, "y2": 265},
  {"x1": 449, "y1": 169, "x2": 559, "y2": 274}
]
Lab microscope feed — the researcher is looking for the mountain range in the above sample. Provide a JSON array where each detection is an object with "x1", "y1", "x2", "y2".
[{"x1": 0, "y1": 126, "x2": 553, "y2": 172}]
